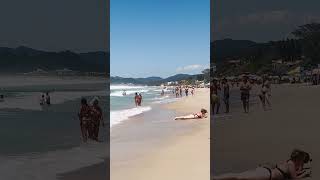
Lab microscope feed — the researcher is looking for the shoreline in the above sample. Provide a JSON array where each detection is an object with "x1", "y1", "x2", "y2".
[{"x1": 111, "y1": 88, "x2": 210, "y2": 180}]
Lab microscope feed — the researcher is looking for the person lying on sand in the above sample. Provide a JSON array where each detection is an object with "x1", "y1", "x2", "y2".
[
  {"x1": 212, "y1": 149, "x2": 312, "y2": 180},
  {"x1": 174, "y1": 109, "x2": 208, "y2": 120}
]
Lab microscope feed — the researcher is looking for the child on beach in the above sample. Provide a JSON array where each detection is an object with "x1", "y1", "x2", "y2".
[
  {"x1": 212, "y1": 149, "x2": 312, "y2": 180},
  {"x1": 174, "y1": 108, "x2": 208, "y2": 120}
]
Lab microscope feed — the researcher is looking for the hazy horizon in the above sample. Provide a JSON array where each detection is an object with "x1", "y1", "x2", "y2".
[{"x1": 212, "y1": 0, "x2": 320, "y2": 42}]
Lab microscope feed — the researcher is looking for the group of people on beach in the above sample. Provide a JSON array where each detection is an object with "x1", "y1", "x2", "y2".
[
  {"x1": 174, "y1": 86, "x2": 195, "y2": 98},
  {"x1": 134, "y1": 93, "x2": 143, "y2": 106},
  {"x1": 78, "y1": 97, "x2": 104, "y2": 142},
  {"x1": 40, "y1": 92, "x2": 51, "y2": 106},
  {"x1": 211, "y1": 75, "x2": 272, "y2": 114}
]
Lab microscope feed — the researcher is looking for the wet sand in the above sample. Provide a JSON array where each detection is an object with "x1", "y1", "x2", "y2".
[
  {"x1": 58, "y1": 160, "x2": 108, "y2": 180},
  {"x1": 212, "y1": 84, "x2": 317, "y2": 179},
  {"x1": 111, "y1": 88, "x2": 210, "y2": 180}
]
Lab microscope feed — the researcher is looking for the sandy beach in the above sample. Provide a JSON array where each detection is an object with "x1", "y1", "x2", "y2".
[
  {"x1": 111, "y1": 88, "x2": 210, "y2": 180},
  {"x1": 212, "y1": 84, "x2": 318, "y2": 179}
]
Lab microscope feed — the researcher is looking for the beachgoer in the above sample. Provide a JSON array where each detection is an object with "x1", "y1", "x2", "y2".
[
  {"x1": 40, "y1": 94, "x2": 45, "y2": 106},
  {"x1": 175, "y1": 108, "x2": 208, "y2": 120},
  {"x1": 78, "y1": 98, "x2": 91, "y2": 142},
  {"x1": 161, "y1": 89, "x2": 165, "y2": 96},
  {"x1": 185, "y1": 88, "x2": 189, "y2": 96},
  {"x1": 122, "y1": 90, "x2": 126, "y2": 96},
  {"x1": 240, "y1": 76, "x2": 251, "y2": 113},
  {"x1": 259, "y1": 84, "x2": 268, "y2": 110},
  {"x1": 264, "y1": 78, "x2": 272, "y2": 109},
  {"x1": 212, "y1": 149, "x2": 312, "y2": 180},
  {"x1": 91, "y1": 99, "x2": 104, "y2": 141},
  {"x1": 212, "y1": 80, "x2": 221, "y2": 115},
  {"x1": 134, "y1": 93, "x2": 139, "y2": 106},
  {"x1": 222, "y1": 78, "x2": 230, "y2": 113},
  {"x1": 138, "y1": 93, "x2": 142, "y2": 106},
  {"x1": 191, "y1": 87, "x2": 195, "y2": 96},
  {"x1": 45, "y1": 92, "x2": 51, "y2": 105},
  {"x1": 180, "y1": 87, "x2": 183, "y2": 97}
]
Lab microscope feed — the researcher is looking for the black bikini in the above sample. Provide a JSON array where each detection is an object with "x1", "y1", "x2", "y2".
[{"x1": 262, "y1": 164, "x2": 291, "y2": 180}]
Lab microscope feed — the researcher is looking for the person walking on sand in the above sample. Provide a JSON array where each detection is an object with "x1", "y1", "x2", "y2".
[
  {"x1": 78, "y1": 98, "x2": 91, "y2": 142},
  {"x1": 240, "y1": 76, "x2": 251, "y2": 113},
  {"x1": 191, "y1": 87, "x2": 195, "y2": 96},
  {"x1": 175, "y1": 87, "x2": 179, "y2": 98},
  {"x1": 91, "y1": 99, "x2": 104, "y2": 141},
  {"x1": 180, "y1": 87, "x2": 183, "y2": 97},
  {"x1": 222, "y1": 78, "x2": 230, "y2": 113},
  {"x1": 185, "y1": 88, "x2": 189, "y2": 96},
  {"x1": 259, "y1": 84, "x2": 268, "y2": 110},
  {"x1": 263, "y1": 77, "x2": 272, "y2": 109},
  {"x1": 212, "y1": 80, "x2": 221, "y2": 115},
  {"x1": 212, "y1": 149, "x2": 312, "y2": 180}
]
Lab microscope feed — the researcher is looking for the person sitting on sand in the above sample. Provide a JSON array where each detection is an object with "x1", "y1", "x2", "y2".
[
  {"x1": 174, "y1": 109, "x2": 208, "y2": 120},
  {"x1": 212, "y1": 149, "x2": 312, "y2": 180}
]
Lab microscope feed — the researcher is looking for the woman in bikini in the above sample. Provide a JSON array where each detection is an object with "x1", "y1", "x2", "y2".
[
  {"x1": 78, "y1": 98, "x2": 92, "y2": 142},
  {"x1": 212, "y1": 149, "x2": 312, "y2": 180},
  {"x1": 174, "y1": 108, "x2": 208, "y2": 120}
]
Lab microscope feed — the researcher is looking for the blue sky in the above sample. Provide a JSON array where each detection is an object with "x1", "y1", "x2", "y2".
[{"x1": 110, "y1": 0, "x2": 209, "y2": 78}]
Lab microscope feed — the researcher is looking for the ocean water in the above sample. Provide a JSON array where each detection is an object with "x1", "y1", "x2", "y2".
[
  {"x1": 110, "y1": 84, "x2": 177, "y2": 128},
  {"x1": 0, "y1": 82, "x2": 108, "y2": 180}
]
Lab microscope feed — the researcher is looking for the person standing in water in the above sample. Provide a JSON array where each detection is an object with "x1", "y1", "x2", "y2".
[
  {"x1": 138, "y1": 93, "x2": 143, "y2": 106},
  {"x1": 240, "y1": 76, "x2": 251, "y2": 113},
  {"x1": 78, "y1": 98, "x2": 91, "y2": 142},
  {"x1": 91, "y1": 99, "x2": 104, "y2": 141},
  {"x1": 222, "y1": 78, "x2": 230, "y2": 113},
  {"x1": 40, "y1": 94, "x2": 45, "y2": 106},
  {"x1": 134, "y1": 93, "x2": 139, "y2": 106},
  {"x1": 45, "y1": 92, "x2": 51, "y2": 105}
]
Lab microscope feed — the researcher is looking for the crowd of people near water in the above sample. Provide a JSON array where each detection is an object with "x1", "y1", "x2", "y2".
[
  {"x1": 211, "y1": 75, "x2": 272, "y2": 115},
  {"x1": 78, "y1": 97, "x2": 104, "y2": 142},
  {"x1": 174, "y1": 86, "x2": 195, "y2": 98}
]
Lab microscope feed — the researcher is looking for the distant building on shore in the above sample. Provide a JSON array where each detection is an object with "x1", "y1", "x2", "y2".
[
  {"x1": 55, "y1": 68, "x2": 77, "y2": 76},
  {"x1": 24, "y1": 68, "x2": 49, "y2": 75}
]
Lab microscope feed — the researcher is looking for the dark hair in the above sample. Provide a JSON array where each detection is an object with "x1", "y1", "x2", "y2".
[
  {"x1": 201, "y1": 108, "x2": 207, "y2": 114},
  {"x1": 81, "y1": 98, "x2": 87, "y2": 105},
  {"x1": 290, "y1": 149, "x2": 311, "y2": 163}
]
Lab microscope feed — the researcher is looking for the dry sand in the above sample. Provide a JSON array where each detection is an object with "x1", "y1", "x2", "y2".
[
  {"x1": 111, "y1": 88, "x2": 210, "y2": 180},
  {"x1": 212, "y1": 84, "x2": 317, "y2": 179}
]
